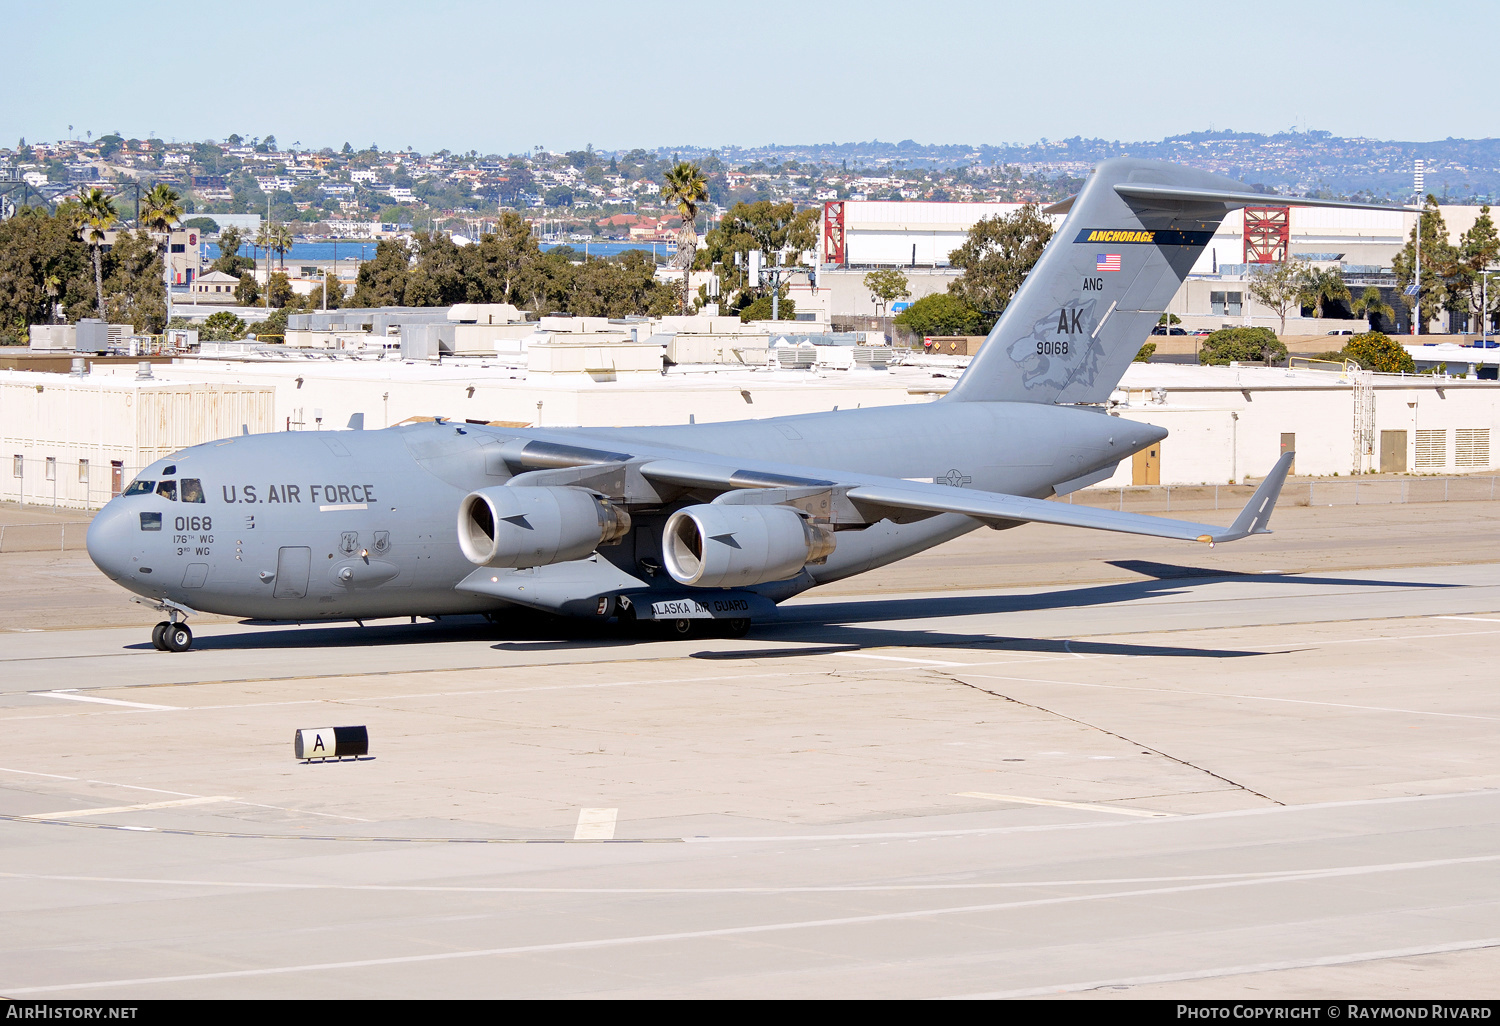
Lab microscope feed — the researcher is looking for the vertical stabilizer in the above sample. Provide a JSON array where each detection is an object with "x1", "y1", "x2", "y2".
[{"x1": 945, "y1": 159, "x2": 1295, "y2": 405}]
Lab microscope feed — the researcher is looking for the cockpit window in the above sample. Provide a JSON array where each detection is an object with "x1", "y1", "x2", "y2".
[
  {"x1": 180, "y1": 478, "x2": 205, "y2": 503},
  {"x1": 139, "y1": 512, "x2": 162, "y2": 531},
  {"x1": 156, "y1": 480, "x2": 177, "y2": 501},
  {"x1": 162, "y1": 465, "x2": 177, "y2": 475},
  {"x1": 123, "y1": 479, "x2": 154, "y2": 496}
]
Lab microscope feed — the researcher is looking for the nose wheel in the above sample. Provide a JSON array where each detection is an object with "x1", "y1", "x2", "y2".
[{"x1": 151, "y1": 620, "x2": 193, "y2": 652}]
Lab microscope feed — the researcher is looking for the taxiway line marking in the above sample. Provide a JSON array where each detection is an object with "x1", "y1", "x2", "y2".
[
  {"x1": 953, "y1": 792, "x2": 1174, "y2": 819},
  {"x1": 23, "y1": 796, "x2": 234, "y2": 820},
  {"x1": 35, "y1": 691, "x2": 177, "y2": 711},
  {"x1": 957, "y1": 936, "x2": 1500, "y2": 999},
  {"x1": 1437, "y1": 615, "x2": 1500, "y2": 623},
  {"x1": 574, "y1": 808, "x2": 618, "y2": 841},
  {"x1": 956, "y1": 672, "x2": 1500, "y2": 722},
  {"x1": 0, "y1": 766, "x2": 77, "y2": 780},
  {"x1": 833, "y1": 653, "x2": 966, "y2": 667},
  {"x1": 6, "y1": 855, "x2": 1497, "y2": 995},
  {"x1": 5, "y1": 855, "x2": 1495, "y2": 895}
]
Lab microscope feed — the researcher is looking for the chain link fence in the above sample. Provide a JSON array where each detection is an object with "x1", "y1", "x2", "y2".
[{"x1": 0, "y1": 522, "x2": 91, "y2": 552}]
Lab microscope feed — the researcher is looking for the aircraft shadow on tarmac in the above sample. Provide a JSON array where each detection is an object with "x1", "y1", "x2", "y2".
[
  {"x1": 130, "y1": 560, "x2": 1453, "y2": 659},
  {"x1": 776, "y1": 561, "x2": 1455, "y2": 627}
]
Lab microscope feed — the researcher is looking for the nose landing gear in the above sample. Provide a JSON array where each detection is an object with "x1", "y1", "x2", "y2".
[
  {"x1": 151, "y1": 620, "x2": 193, "y2": 652},
  {"x1": 133, "y1": 597, "x2": 199, "y2": 653}
]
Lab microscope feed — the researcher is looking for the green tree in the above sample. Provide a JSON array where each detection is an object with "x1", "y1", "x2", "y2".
[
  {"x1": 235, "y1": 272, "x2": 260, "y2": 305},
  {"x1": 257, "y1": 306, "x2": 291, "y2": 340},
  {"x1": 265, "y1": 271, "x2": 294, "y2": 309},
  {"x1": 696, "y1": 200, "x2": 818, "y2": 316},
  {"x1": 661, "y1": 161, "x2": 709, "y2": 313},
  {"x1": 349, "y1": 239, "x2": 413, "y2": 307},
  {"x1": 139, "y1": 183, "x2": 184, "y2": 314},
  {"x1": 100, "y1": 230, "x2": 167, "y2": 333},
  {"x1": 739, "y1": 291, "x2": 796, "y2": 322},
  {"x1": 1134, "y1": 342, "x2": 1157, "y2": 362},
  {"x1": 1450, "y1": 205, "x2": 1500, "y2": 334},
  {"x1": 563, "y1": 251, "x2": 676, "y2": 319},
  {"x1": 0, "y1": 207, "x2": 95, "y2": 344},
  {"x1": 1351, "y1": 286, "x2": 1395, "y2": 332},
  {"x1": 77, "y1": 187, "x2": 119, "y2": 316},
  {"x1": 404, "y1": 231, "x2": 475, "y2": 306},
  {"x1": 313, "y1": 271, "x2": 345, "y2": 309},
  {"x1": 1297, "y1": 265, "x2": 1350, "y2": 318},
  {"x1": 467, "y1": 212, "x2": 542, "y2": 306},
  {"x1": 1246, "y1": 259, "x2": 1308, "y2": 336},
  {"x1": 893, "y1": 292, "x2": 984, "y2": 338},
  {"x1": 863, "y1": 269, "x2": 910, "y2": 315},
  {"x1": 1391, "y1": 196, "x2": 1455, "y2": 333},
  {"x1": 264, "y1": 222, "x2": 294, "y2": 271},
  {"x1": 1342, "y1": 330, "x2": 1414, "y2": 373},
  {"x1": 200, "y1": 311, "x2": 247, "y2": 341},
  {"x1": 947, "y1": 203, "x2": 1054, "y2": 330},
  {"x1": 212, "y1": 226, "x2": 253, "y2": 275},
  {"x1": 1198, "y1": 327, "x2": 1286, "y2": 366}
]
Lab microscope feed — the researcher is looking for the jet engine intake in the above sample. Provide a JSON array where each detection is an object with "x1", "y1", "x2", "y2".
[
  {"x1": 662, "y1": 504, "x2": 835, "y2": 588},
  {"x1": 458, "y1": 486, "x2": 630, "y2": 568}
]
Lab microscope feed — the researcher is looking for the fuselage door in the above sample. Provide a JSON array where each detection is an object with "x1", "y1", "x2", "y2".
[{"x1": 272, "y1": 546, "x2": 312, "y2": 599}]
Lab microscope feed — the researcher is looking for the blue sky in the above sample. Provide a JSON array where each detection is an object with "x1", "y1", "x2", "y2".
[{"x1": 9, "y1": 0, "x2": 1497, "y2": 152}]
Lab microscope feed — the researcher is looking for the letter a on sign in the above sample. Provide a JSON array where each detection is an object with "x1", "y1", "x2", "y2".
[{"x1": 312, "y1": 733, "x2": 325, "y2": 752}]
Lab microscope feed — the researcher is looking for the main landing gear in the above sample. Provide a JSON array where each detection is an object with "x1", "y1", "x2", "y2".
[
  {"x1": 661, "y1": 617, "x2": 752, "y2": 639},
  {"x1": 151, "y1": 620, "x2": 193, "y2": 652}
]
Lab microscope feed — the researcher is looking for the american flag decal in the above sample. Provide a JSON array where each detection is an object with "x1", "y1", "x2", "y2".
[{"x1": 1096, "y1": 253, "x2": 1121, "y2": 272}]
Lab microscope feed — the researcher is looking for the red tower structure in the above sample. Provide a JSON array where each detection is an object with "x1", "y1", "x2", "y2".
[{"x1": 1243, "y1": 206, "x2": 1290, "y2": 264}]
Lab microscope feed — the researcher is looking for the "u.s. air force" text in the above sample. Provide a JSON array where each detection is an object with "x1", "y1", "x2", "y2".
[{"x1": 221, "y1": 484, "x2": 376, "y2": 504}]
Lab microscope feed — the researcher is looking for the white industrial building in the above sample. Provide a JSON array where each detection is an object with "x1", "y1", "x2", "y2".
[
  {"x1": 1, "y1": 367, "x2": 274, "y2": 509},
  {"x1": 6, "y1": 338, "x2": 1499, "y2": 509},
  {"x1": 815, "y1": 198, "x2": 1497, "y2": 333}
]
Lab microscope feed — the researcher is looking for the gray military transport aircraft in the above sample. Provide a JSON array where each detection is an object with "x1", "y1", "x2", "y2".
[{"x1": 86, "y1": 158, "x2": 1392, "y2": 651}]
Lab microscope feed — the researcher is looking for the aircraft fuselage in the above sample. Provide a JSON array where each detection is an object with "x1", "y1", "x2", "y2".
[{"x1": 85, "y1": 400, "x2": 1158, "y2": 624}]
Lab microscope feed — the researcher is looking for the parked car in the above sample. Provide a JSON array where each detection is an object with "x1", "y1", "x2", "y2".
[
  {"x1": 1191, "y1": 329, "x2": 1213, "y2": 336},
  {"x1": 1151, "y1": 325, "x2": 1189, "y2": 335},
  {"x1": 1326, "y1": 329, "x2": 1355, "y2": 335}
]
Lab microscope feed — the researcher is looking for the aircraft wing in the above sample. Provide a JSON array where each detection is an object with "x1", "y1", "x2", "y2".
[{"x1": 633, "y1": 452, "x2": 1295, "y2": 546}]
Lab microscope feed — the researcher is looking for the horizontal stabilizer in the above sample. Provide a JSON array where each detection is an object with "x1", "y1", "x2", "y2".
[{"x1": 1112, "y1": 183, "x2": 1413, "y2": 213}]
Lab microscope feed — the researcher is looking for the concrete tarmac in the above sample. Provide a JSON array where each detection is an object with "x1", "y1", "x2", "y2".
[{"x1": 1, "y1": 500, "x2": 1498, "y2": 998}]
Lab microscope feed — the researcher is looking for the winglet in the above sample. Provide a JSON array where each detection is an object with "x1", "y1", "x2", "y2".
[{"x1": 1216, "y1": 452, "x2": 1295, "y2": 542}]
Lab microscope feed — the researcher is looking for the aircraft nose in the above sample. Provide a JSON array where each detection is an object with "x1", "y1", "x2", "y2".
[{"x1": 87, "y1": 502, "x2": 137, "y2": 582}]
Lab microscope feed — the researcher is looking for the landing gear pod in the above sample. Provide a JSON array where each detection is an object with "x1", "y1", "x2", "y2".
[
  {"x1": 458, "y1": 486, "x2": 631, "y2": 568},
  {"x1": 295, "y1": 725, "x2": 369, "y2": 761},
  {"x1": 662, "y1": 504, "x2": 835, "y2": 588}
]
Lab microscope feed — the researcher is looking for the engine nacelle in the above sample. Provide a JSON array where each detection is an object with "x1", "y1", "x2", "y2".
[
  {"x1": 458, "y1": 485, "x2": 630, "y2": 568},
  {"x1": 662, "y1": 504, "x2": 835, "y2": 589}
]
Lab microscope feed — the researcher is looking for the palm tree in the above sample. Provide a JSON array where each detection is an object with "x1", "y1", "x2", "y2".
[
  {"x1": 76, "y1": 188, "x2": 118, "y2": 317},
  {"x1": 1351, "y1": 286, "x2": 1395, "y2": 331},
  {"x1": 660, "y1": 161, "x2": 708, "y2": 314},
  {"x1": 1296, "y1": 265, "x2": 1350, "y2": 319},
  {"x1": 255, "y1": 220, "x2": 293, "y2": 271},
  {"x1": 140, "y1": 183, "x2": 184, "y2": 315},
  {"x1": 271, "y1": 222, "x2": 294, "y2": 271}
]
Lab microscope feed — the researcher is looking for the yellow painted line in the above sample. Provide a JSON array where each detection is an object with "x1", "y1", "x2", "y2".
[
  {"x1": 953, "y1": 791, "x2": 1175, "y2": 819},
  {"x1": 24, "y1": 796, "x2": 234, "y2": 820}
]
